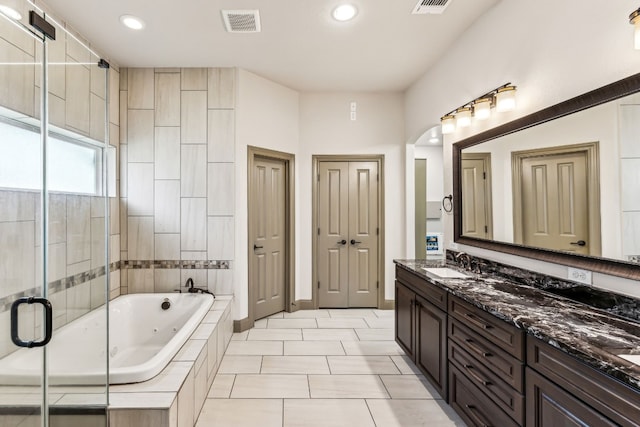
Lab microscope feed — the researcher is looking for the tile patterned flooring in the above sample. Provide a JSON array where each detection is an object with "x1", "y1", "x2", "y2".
[{"x1": 196, "y1": 309, "x2": 466, "y2": 427}]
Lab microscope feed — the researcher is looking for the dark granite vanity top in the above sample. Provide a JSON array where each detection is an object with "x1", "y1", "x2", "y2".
[{"x1": 394, "y1": 258, "x2": 640, "y2": 393}]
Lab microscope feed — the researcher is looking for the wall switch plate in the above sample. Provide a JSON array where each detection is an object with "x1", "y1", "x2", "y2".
[
  {"x1": 350, "y1": 111, "x2": 356, "y2": 121},
  {"x1": 568, "y1": 267, "x2": 592, "y2": 285},
  {"x1": 350, "y1": 101, "x2": 357, "y2": 112}
]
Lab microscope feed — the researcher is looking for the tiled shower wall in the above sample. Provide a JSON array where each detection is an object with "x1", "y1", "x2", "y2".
[
  {"x1": 0, "y1": 4, "x2": 121, "y2": 359},
  {"x1": 120, "y1": 68, "x2": 235, "y2": 295}
]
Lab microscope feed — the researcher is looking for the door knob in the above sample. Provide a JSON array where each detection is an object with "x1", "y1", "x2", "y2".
[
  {"x1": 570, "y1": 240, "x2": 586, "y2": 247},
  {"x1": 350, "y1": 239, "x2": 362, "y2": 245},
  {"x1": 253, "y1": 244, "x2": 264, "y2": 250},
  {"x1": 337, "y1": 239, "x2": 347, "y2": 245}
]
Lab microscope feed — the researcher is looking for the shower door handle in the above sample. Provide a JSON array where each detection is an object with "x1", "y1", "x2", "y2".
[{"x1": 11, "y1": 297, "x2": 53, "y2": 348}]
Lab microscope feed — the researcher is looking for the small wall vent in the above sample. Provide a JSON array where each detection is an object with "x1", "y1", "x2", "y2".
[
  {"x1": 412, "y1": 0, "x2": 452, "y2": 15},
  {"x1": 221, "y1": 10, "x2": 261, "y2": 33}
]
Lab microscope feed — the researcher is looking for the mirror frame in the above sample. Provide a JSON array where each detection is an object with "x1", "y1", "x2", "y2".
[{"x1": 453, "y1": 72, "x2": 640, "y2": 281}]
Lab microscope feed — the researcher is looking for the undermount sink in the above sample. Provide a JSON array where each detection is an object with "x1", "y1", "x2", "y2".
[
  {"x1": 422, "y1": 267, "x2": 470, "y2": 279},
  {"x1": 618, "y1": 354, "x2": 640, "y2": 366}
]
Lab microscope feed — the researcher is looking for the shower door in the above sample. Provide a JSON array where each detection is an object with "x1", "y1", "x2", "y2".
[{"x1": 0, "y1": 2, "x2": 110, "y2": 426}]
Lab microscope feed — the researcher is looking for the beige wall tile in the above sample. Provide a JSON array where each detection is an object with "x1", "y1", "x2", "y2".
[
  {"x1": 207, "y1": 68, "x2": 235, "y2": 109},
  {"x1": 207, "y1": 110, "x2": 235, "y2": 162},
  {"x1": 65, "y1": 58, "x2": 90, "y2": 134},
  {"x1": 90, "y1": 61, "x2": 106, "y2": 99},
  {"x1": 128, "y1": 216, "x2": 154, "y2": 259},
  {"x1": 154, "y1": 269, "x2": 181, "y2": 293},
  {"x1": 119, "y1": 145, "x2": 128, "y2": 197},
  {"x1": 207, "y1": 216, "x2": 234, "y2": 259},
  {"x1": 90, "y1": 92, "x2": 106, "y2": 141},
  {"x1": 120, "y1": 199, "x2": 128, "y2": 250},
  {"x1": 65, "y1": 31, "x2": 91, "y2": 64},
  {"x1": 128, "y1": 163, "x2": 154, "y2": 216},
  {"x1": 155, "y1": 233, "x2": 180, "y2": 259},
  {"x1": 155, "y1": 180, "x2": 180, "y2": 232},
  {"x1": 110, "y1": 197, "x2": 120, "y2": 235},
  {"x1": 109, "y1": 409, "x2": 170, "y2": 427},
  {"x1": 0, "y1": 221, "x2": 35, "y2": 298},
  {"x1": 181, "y1": 68, "x2": 207, "y2": 90},
  {"x1": 181, "y1": 145, "x2": 207, "y2": 197},
  {"x1": 91, "y1": 217, "x2": 106, "y2": 268},
  {"x1": 48, "y1": 242, "x2": 67, "y2": 282},
  {"x1": 110, "y1": 69, "x2": 120, "y2": 126},
  {"x1": 181, "y1": 91, "x2": 207, "y2": 144},
  {"x1": 0, "y1": 38, "x2": 35, "y2": 117},
  {"x1": 181, "y1": 198, "x2": 207, "y2": 251},
  {"x1": 155, "y1": 73, "x2": 180, "y2": 126},
  {"x1": 155, "y1": 127, "x2": 180, "y2": 179},
  {"x1": 207, "y1": 163, "x2": 234, "y2": 215},
  {"x1": 127, "y1": 269, "x2": 155, "y2": 293},
  {"x1": 90, "y1": 276, "x2": 106, "y2": 309},
  {"x1": 66, "y1": 281, "x2": 91, "y2": 322},
  {"x1": 0, "y1": 8, "x2": 36, "y2": 56},
  {"x1": 119, "y1": 91, "x2": 128, "y2": 143},
  {"x1": 66, "y1": 196, "x2": 91, "y2": 265},
  {"x1": 207, "y1": 269, "x2": 233, "y2": 295},
  {"x1": 127, "y1": 68, "x2": 155, "y2": 109},
  {"x1": 127, "y1": 109, "x2": 154, "y2": 162},
  {"x1": 0, "y1": 190, "x2": 36, "y2": 222}
]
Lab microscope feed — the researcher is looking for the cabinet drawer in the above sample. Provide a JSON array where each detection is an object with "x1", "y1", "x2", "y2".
[
  {"x1": 449, "y1": 318, "x2": 524, "y2": 392},
  {"x1": 449, "y1": 341, "x2": 524, "y2": 425},
  {"x1": 449, "y1": 296, "x2": 524, "y2": 359},
  {"x1": 449, "y1": 363, "x2": 520, "y2": 427},
  {"x1": 528, "y1": 337, "x2": 640, "y2": 426},
  {"x1": 526, "y1": 367, "x2": 617, "y2": 427},
  {"x1": 396, "y1": 266, "x2": 447, "y2": 310}
]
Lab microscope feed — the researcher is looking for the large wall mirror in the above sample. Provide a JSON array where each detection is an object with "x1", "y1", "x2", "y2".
[{"x1": 453, "y1": 72, "x2": 640, "y2": 280}]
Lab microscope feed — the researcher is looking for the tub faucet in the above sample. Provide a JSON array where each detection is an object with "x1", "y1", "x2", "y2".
[
  {"x1": 185, "y1": 277, "x2": 194, "y2": 291},
  {"x1": 185, "y1": 277, "x2": 216, "y2": 298}
]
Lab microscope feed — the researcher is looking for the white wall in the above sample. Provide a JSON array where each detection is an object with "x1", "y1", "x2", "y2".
[
  {"x1": 299, "y1": 92, "x2": 405, "y2": 300},
  {"x1": 235, "y1": 69, "x2": 300, "y2": 318},
  {"x1": 405, "y1": 0, "x2": 640, "y2": 297}
]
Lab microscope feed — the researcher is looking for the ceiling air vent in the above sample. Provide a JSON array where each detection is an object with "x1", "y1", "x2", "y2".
[
  {"x1": 221, "y1": 10, "x2": 261, "y2": 33},
  {"x1": 412, "y1": 0, "x2": 452, "y2": 15}
]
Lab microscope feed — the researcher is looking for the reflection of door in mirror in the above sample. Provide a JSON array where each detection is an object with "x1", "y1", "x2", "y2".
[
  {"x1": 512, "y1": 143, "x2": 601, "y2": 256},
  {"x1": 461, "y1": 153, "x2": 492, "y2": 240},
  {"x1": 415, "y1": 159, "x2": 427, "y2": 258}
]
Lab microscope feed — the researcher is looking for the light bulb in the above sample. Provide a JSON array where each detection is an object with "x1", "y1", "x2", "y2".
[
  {"x1": 473, "y1": 98, "x2": 491, "y2": 120},
  {"x1": 441, "y1": 115, "x2": 456, "y2": 134},
  {"x1": 455, "y1": 107, "x2": 472, "y2": 128},
  {"x1": 496, "y1": 86, "x2": 516, "y2": 112}
]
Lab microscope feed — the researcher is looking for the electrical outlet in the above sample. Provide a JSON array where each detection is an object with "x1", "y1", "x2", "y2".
[{"x1": 568, "y1": 267, "x2": 592, "y2": 285}]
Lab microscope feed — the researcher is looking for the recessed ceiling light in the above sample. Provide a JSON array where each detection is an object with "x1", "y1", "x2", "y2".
[
  {"x1": 120, "y1": 14, "x2": 145, "y2": 30},
  {"x1": 332, "y1": 4, "x2": 357, "y2": 22},
  {"x1": 0, "y1": 5, "x2": 22, "y2": 21}
]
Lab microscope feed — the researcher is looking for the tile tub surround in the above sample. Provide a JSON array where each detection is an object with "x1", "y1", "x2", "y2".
[
  {"x1": 395, "y1": 259, "x2": 640, "y2": 392},
  {"x1": 198, "y1": 309, "x2": 466, "y2": 427},
  {"x1": 108, "y1": 295, "x2": 234, "y2": 427}
]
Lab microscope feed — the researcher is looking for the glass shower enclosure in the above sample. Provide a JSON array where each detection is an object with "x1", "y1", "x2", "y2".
[{"x1": 0, "y1": 1, "x2": 110, "y2": 426}]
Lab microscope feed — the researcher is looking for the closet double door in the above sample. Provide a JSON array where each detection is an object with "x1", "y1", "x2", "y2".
[{"x1": 317, "y1": 160, "x2": 380, "y2": 308}]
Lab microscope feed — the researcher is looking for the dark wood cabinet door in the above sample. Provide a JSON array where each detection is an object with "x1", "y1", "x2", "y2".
[
  {"x1": 395, "y1": 280, "x2": 415, "y2": 360},
  {"x1": 526, "y1": 368, "x2": 617, "y2": 427},
  {"x1": 415, "y1": 295, "x2": 447, "y2": 399}
]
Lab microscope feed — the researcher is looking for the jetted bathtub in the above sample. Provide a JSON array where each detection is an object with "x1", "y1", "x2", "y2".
[{"x1": 0, "y1": 292, "x2": 214, "y2": 386}]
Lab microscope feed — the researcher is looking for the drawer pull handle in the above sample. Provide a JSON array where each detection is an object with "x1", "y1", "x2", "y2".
[
  {"x1": 463, "y1": 364, "x2": 492, "y2": 386},
  {"x1": 465, "y1": 313, "x2": 493, "y2": 330},
  {"x1": 465, "y1": 404, "x2": 492, "y2": 427},
  {"x1": 465, "y1": 339, "x2": 492, "y2": 358}
]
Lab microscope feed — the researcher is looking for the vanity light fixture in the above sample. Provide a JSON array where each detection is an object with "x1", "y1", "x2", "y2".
[
  {"x1": 440, "y1": 83, "x2": 517, "y2": 134},
  {"x1": 630, "y1": 8, "x2": 640, "y2": 49},
  {"x1": 0, "y1": 5, "x2": 22, "y2": 20},
  {"x1": 332, "y1": 4, "x2": 357, "y2": 22},
  {"x1": 440, "y1": 114, "x2": 456, "y2": 135},
  {"x1": 120, "y1": 14, "x2": 145, "y2": 30},
  {"x1": 455, "y1": 107, "x2": 472, "y2": 128}
]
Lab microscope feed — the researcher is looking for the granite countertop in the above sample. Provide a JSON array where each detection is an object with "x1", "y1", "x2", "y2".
[{"x1": 394, "y1": 259, "x2": 640, "y2": 392}]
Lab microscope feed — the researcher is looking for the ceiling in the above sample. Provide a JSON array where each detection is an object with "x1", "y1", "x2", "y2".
[{"x1": 44, "y1": 0, "x2": 499, "y2": 92}]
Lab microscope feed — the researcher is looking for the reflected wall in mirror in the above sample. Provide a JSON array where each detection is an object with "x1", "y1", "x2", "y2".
[{"x1": 453, "y1": 73, "x2": 640, "y2": 280}]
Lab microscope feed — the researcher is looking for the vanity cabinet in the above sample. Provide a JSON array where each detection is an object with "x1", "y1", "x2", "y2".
[
  {"x1": 448, "y1": 296, "x2": 525, "y2": 426},
  {"x1": 395, "y1": 266, "x2": 448, "y2": 399},
  {"x1": 527, "y1": 337, "x2": 640, "y2": 426}
]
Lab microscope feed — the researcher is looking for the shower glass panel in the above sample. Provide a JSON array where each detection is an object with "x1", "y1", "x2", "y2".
[{"x1": 0, "y1": 1, "x2": 109, "y2": 426}]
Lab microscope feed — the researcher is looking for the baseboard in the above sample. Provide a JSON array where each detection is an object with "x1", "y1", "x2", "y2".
[
  {"x1": 295, "y1": 300, "x2": 316, "y2": 310},
  {"x1": 233, "y1": 317, "x2": 254, "y2": 332},
  {"x1": 379, "y1": 299, "x2": 394, "y2": 310}
]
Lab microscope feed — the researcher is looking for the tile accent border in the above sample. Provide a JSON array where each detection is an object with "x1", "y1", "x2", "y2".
[
  {"x1": 0, "y1": 261, "x2": 121, "y2": 313},
  {"x1": 123, "y1": 260, "x2": 230, "y2": 269},
  {"x1": 0, "y1": 260, "x2": 228, "y2": 313}
]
